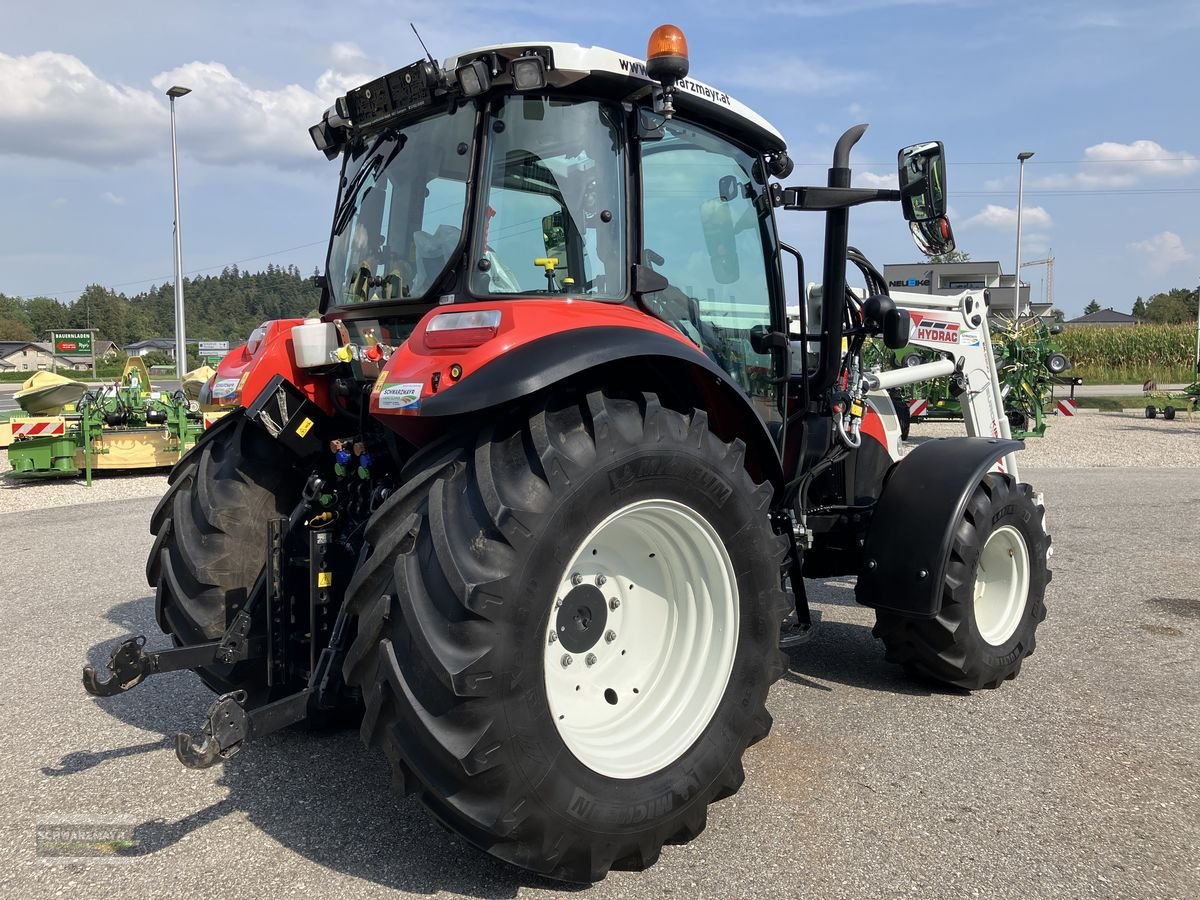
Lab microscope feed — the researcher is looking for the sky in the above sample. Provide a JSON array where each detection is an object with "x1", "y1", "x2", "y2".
[{"x1": 1, "y1": 0, "x2": 1198, "y2": 319}]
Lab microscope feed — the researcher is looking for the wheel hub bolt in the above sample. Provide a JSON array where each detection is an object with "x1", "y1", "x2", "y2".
[
  {"x1": 548, "y1": 632, "x2": 557, "y2": 644},
  {"x1": 595, "y1": 574, "x2": 606, "y2": 586},
  {"x1": 570, "y1": 572, "x2": 583, "y2": 586},
  {"x1": 561, "y1": 654, "x2": 573, "y2": 668},
  {"x1": 585, "y1": 653, "x2": 597, "y2": 667},
  {"x1": 605, "y1": 630, "x2": 617, "y2": 643},
  {"x1": 609, "y1": 597, "x2": 620, "y2": 610}
]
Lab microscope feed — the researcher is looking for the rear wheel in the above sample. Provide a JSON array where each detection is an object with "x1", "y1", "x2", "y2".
[
  {"x1": 1163, "y1": 405, "x2": 1176, "y2": 421},
  {"x1": 147, "y1": 410, "x2": 303, "y2": 702},
  {"x1": 1145, "y1": 405, "x2": 1157, "y2": 419},
  {"x1": 871, "y1": 473, "x2": 1050, "y2": 690},
  {"x1": 342, "y1": 388, "x2": 789, "y2": 882}
]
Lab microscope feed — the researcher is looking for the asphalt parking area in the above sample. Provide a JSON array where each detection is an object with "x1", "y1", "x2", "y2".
[{"x1": 0, "y1": 465, "x2": 1196, "y2": 899}]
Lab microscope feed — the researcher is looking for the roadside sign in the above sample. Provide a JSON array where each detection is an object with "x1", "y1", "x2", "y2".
[
  {"x1": 203, "y1": 356, "x2": 223, "y2": 366},
  {"x1": 198, "y1": 340, "x2": 230, "y2": 354},
  {"x1": 53, "y1": 331, "x2": 93, "y2": 355}
]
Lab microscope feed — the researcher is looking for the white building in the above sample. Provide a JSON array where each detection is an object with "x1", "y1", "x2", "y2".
[{"x1": 882, "y1": 261, "x2": 1049, "y2": 319}]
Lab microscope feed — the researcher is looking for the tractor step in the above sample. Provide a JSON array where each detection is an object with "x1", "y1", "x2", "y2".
[{"x1": 779, "y1": 608, "x2": 822, "y2": 649}]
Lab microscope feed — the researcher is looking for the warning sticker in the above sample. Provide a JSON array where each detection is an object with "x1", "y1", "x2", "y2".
[
  {"x1": 378, "y1": 382, "x2": 423, "y2": 410},
  {"x1": 295, "y1": 416, "x2": 314, "y2": 437}
]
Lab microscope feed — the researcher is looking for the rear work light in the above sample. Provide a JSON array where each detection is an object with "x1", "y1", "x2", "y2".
[{"x1": 425, "y1": 309, "x2": 502, "y2": 349}]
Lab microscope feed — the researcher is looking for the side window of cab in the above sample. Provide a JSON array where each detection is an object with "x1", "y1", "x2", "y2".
[{"x1": 640, "y1": 118, "x2": 780, "y2": 419}]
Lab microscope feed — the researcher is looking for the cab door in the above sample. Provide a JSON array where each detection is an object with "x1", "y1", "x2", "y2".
[{"x1": 639, "y1": 118, "x2": 785, "y2": 429}]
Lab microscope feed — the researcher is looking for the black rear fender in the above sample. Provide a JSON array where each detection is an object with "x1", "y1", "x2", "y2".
[{"x1": 418, "y1": 326, "x2": 784, "y2": 488}]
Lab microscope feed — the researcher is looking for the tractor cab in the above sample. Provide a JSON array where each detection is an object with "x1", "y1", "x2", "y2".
[{"x1": 310, "y1": 31, "x2": 796, "y2": 419}]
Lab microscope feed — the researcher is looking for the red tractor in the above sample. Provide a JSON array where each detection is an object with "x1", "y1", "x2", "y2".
[{"x1": 83, "y1": 26, "x2": 1050, "y2": 882}]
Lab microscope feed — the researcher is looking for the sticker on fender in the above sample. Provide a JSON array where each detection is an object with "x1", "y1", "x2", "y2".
[{"x1": 378, "y1": 382, "x2": 423, "y2": 410}]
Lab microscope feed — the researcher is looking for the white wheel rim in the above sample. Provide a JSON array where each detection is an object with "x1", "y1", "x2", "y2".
[
  {"x1": 543, "y1": 498, "x2": 739, "y2": 779},
  {"x1": 973, "y1": 525, "x2": 1030, "y2": 646}
]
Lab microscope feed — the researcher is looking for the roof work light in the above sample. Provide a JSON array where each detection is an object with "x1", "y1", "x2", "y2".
[{"x1": 510, "y1": 55, "x2": 547, "y2": 91}]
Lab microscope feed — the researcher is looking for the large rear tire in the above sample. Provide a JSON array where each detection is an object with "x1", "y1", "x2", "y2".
[
  {"x1": 146, "y1": 410, "x2": 303, "y2": 701},
  {"x1": 871, "y1": 473, "x2": 1051, "y2": 690},
  {"x1": 342, "y1": 388, "x2": 789, "y2": 882}
]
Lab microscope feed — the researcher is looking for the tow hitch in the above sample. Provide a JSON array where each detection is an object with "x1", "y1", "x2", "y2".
[{"x1": 81, "y1": 475, "x2": 357, "y2": 769}]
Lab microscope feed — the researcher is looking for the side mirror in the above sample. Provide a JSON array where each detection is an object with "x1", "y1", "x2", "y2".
[
  {"x1": 542, "y1": 211, "x2": 566, "y2": 258},
  {"x1": 909, "y1": 216, "x2": 956, "y2": 257},
  {"x1": 700, "y1": 198, "x2": 739, "y2": 284},
  {"x1": 897, "y1": 140, "x2": 948, "y2": 222}
]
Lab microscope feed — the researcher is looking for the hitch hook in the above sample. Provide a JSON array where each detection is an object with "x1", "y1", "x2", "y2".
[
  {"x1": 82, "y1": 635, "x2": 151, "y2": 697},
  {"x1": 174, "y1": 691, "x2": 250, "y2": 769}
]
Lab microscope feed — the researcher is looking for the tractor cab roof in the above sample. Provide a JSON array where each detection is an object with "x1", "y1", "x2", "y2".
[
  {"x1": 444, "y1": 41, "x2": 787, "y2": 154},
  {"x1": 312, "y1": 39, "x2": 787, "y2": 160}
]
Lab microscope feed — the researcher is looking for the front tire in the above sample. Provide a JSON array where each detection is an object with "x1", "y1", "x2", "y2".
[
  {"x1": 342, "y1": 388, "x2": 789, "y2": 882},
  {"x1": 872, "y1": 473, "x2": 1050, "y2": 690}
]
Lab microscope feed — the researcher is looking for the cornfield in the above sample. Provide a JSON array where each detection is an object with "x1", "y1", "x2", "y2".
[{"x1": 1057, "y1": 324, "x2": 1199, "y2": 383}]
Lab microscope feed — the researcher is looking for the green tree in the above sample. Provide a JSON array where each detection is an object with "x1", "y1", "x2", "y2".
[
  {"x1": 1143, "y1": 288, "x2": 1196, "y2": 324},
  {"x1": 1132, "y1": 296, "x2": 1147, "y2": 318},
  {"x1": 1084, "y1": 300, "x2": 1101, "y2": 315},
  {"x1": 0, "y1": 316, "x2": 35, "y2": 341},
  {"x1": 1048, "y1": 307, "x2": 1066, "y2": 323}
]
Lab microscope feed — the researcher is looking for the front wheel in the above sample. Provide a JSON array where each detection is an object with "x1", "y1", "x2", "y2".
[
  {"x1": 342, "y1": 388, "x2": 789, "y2": 882},
  {"x1": 872, "y1": 473, "x2": 1051, "y2": 690}
]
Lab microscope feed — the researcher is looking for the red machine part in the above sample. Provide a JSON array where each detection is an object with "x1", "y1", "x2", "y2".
[
  {"x1": 369, "y1": 299, "x2": 694, "y2": 422},
  {"x1": 210, "y1": 318, "x2": 333, "y2": 414}
]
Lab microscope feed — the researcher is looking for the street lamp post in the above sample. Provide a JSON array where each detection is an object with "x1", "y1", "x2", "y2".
[
  {"x1": 1014, "y1": 150, "x2": 1034, "y2": 318},
  {"x1": 167, "y1": 85, "x2": 191, "y2": 378}
]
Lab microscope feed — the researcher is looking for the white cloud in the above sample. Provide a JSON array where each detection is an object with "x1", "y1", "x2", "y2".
[
  {"x1": 725, "y1": 59, "x2": 868, "y2": 95},
  {"x1": 1128, "y1": 230, "x2": 1193, "y2": 273},
  {"x1": 102, "y1": 191, "x2": 126, "y2": 206},
  {"x1": 49, "y1": 197, "x2": 67, "y2": 208},
  {"x1": 963, "y1": 204, "x2": 1053, "y2": 230},
  {"x1": 0, "y1": 51, "x2": 162, "y2": 164},
  {"x1": 0, "y1": 48, "x2": 371, "y2": 170},
  {"x1": 1033, "y1": 139, "x2": 1199, "y2": 190},
  {"x1": 855, "y1": 171, "x2": 897, "y2": 189}
]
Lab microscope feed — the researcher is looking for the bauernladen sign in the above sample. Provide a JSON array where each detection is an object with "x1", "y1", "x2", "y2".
[{"x1": 53, "y1": 331, "x2": 93, "y2": 355}]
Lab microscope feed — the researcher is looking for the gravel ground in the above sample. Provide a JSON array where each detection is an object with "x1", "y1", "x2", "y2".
[
  {"x1": 1, "y1": 409, "x2": 1197, "y2": 898},
  {"x1": 0, "y1": 468, "x2": 1196, "y2": 899},
  {"x1": 2, "y1": 409, "x2": 1195, "y2": 516},
  {"x1": 906, "y1": 407, "x2": 1200, "y2": 468}
]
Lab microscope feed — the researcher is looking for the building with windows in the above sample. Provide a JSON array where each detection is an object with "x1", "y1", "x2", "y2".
[
  {"x1": 882, "y1": 261, "x2": 1049, "y2": 319},
  {"x1": 123, "y1": 338, "x2": 198, "y2": 358},
  {"x1": 0, "y1": 341, "x2": 56, "y2": 372}
]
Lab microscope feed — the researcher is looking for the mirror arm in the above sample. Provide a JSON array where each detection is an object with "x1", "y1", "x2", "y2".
[{"x1": 780, "y1": 186, "x2": 901, "y2": 211}]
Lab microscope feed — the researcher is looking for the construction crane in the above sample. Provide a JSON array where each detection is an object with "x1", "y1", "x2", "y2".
[{"x1": 1021, "y1": 253, "x2": 1054, "y2": 307}]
